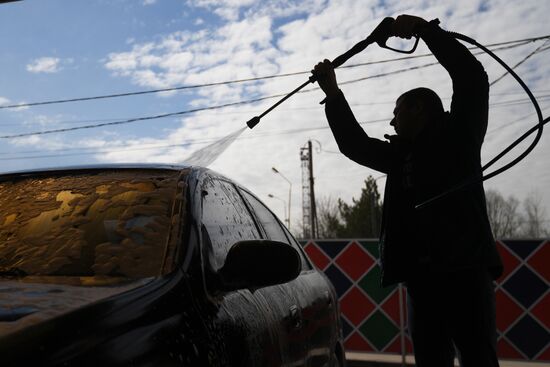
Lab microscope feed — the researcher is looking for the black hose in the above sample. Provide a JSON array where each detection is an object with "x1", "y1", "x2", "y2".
[{"x1": 415, "y1": 30, "x2": 546, "y2": 209}]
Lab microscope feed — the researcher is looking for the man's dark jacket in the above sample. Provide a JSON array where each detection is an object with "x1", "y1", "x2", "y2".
[{"x1": 325, "y1": 22, "x2": 503, "y2": 286}]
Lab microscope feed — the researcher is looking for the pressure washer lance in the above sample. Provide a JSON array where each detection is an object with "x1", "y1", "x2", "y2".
[{"x1": 245, "y1": 17, "x2": 420, "y2": 129}]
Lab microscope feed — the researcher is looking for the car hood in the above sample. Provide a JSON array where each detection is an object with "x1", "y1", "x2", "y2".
[{"x1": 0, "y1": 277, "x2": 154, "y2": 338}]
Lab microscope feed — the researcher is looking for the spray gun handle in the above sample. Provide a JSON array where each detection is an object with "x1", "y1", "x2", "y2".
[
  {"x1": 330, "y1": 17, "x2": 420, "y2": 72},
  {"x1": 329, "y1": 17, "x2": 395, "y2": 69},
  {"x1": 373, "y1": 16, "x2": 421, "y2": 54}
]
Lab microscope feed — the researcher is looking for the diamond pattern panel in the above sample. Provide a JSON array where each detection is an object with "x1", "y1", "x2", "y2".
[
  {"x1": 506, "y1": 314, "x2": 549, "y2": 359},
  {"x1": 359, "y1": 240, "x2": 380, "y2": 259},
  {"x1": 528, "y1": 241, "x2": 550, "y2": 282},
  {"x1": 504, "y1": 240, "x2": 542, "y2": 260},
  {"x1": 359, "y1": 265, "x2": 396, "y2": 303},
  {"x1": 345, "y1": 332, "x2": 373, "y2": 352},
  {"x1": 497, "y1": 338, "x2": 524, "y2": 359},
  {"x1": 323, "y1": 264, "x2": 352, "y2": 298},
  {"x1": 495, "y1": 289, "x2": 524, "y2": 333},
  {"x1": 381, "y1": 290, "x2": 401, "y2": 326},
  {"x1": 531, "y1": 292, "x2": 550, "y2": 329},
  {"x1": 502, "y1": 266, "x2": 547, "y2": 308},
  {"x1": 496, "y1": 240, "x2": 521, "y2": 281},
  {"x1": 316, "y1": 240, "x2": 347, "y2": 259},
  {"x1": 303, "y1": 242, "x2": 331, "y2": 270},
  {"x1": 360, "y1": 310, "x2": 400, "y2": 351},
  {"x1": 538, "y1": 345, "x2": 550, "y2": 361},
  {"x1": 341, "y1": 316, "x2": 354, "y2": 339},
  {"x1": 340, "y1": 287, "x2": 375, "y2": 326},
  {"x1": 301, "y1": 239, "x2": 549, "y2": 361},
  {"x1": 335, "y1": 241, "x2": 375, "y2": 281}
]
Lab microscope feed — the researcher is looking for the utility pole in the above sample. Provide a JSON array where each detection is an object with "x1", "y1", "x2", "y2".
[{"x1": 300, "y1": 140, "x2": 318, "y2": 239}]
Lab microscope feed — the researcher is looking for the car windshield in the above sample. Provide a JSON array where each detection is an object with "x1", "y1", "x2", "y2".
[{"x1": 0, "y1": 169, "x2": 184, "y2": 279}]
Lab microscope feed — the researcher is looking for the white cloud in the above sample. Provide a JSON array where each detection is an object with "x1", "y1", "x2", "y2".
[
  {"x1": 143, "y1": 0, "x2": 157, "y2": 5},
  {"x1": 187, "y1": 0, "x2": 257, "y2": 20},
  {"x1": 0, "y1": 97, "x2": 10, "y2": 106},
  {"x1": 26, "y1": 57, "x2": 63, "y2": 73},
  {"x1": 104, "y1": 16, "x2": 277, "y2": 102}
]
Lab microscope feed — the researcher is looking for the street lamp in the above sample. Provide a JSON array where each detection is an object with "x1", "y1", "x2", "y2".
[
  {"x1": 272, "y1": 167, "x2": 292, "y2": 232},
  {"x1": 268, "y1": 194, "x2": 288, "y2": 228}
]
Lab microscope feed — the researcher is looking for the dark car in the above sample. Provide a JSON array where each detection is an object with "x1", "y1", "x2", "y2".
[{"x1": 0, "y1": 165, "x2": 345, "y2": 367}]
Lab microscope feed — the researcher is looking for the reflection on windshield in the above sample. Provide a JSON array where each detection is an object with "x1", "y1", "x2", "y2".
[{"x1": 0, "y1": 170, "x2": 184, "y2": 279}]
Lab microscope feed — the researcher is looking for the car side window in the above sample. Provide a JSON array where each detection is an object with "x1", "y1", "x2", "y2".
[
  {"x1": 201, "y1": 178, "x2": 260, "y2": 270},
  {"x1": 240, "y1": 190, "x2": 311, "y2": 271}
]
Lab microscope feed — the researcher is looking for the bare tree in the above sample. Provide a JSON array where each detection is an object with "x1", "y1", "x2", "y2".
[
  {"x1": 485, "y1": 189, "x2": 521, "y2": 238},
  {"x1": 316, "y1": 196, "x2": 341, "y2": 239},
  {"x1": 521, "y1": 192, "x2": 549, "y2": 238}
]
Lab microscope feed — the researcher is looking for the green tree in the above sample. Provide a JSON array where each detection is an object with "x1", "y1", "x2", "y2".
[{"x1": 319, "y1": 176, "x2": 383, "y2": 238}]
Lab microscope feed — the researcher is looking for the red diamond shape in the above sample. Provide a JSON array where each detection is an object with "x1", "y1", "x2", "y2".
[
  {"x1": 497, "y1": 338, "x2": 523, "y2": 359},
  {"x1": 496, "y1": 241, "x2": 521, "y2": 282},
  {"x1": 381, "y1": 290, "x2": 401, "y2": 325},
  {"x1": 345, "y1": 331, "x2": 373, "y2": 352},
  {"x1": 531, "y1": 292, "x2": 550, "y2": 329},
  {"x1": 335, "y1": 241, "x2": 375, "y2": 281},
  {"x1": 404, "y1": 335, "x2": 414, "y2": 354},
  {"x1": 304, "y1": 242, "x2": 331, "y2": 270},
  {"x1": 384, "y1": 335, "x2": 402, "y2": 353},
  {"x1": 537, "y1": 344, "x2": 550, "y2": 361},
  {"x1": 496, "y1": 289, "x2": 524, "y2": 333},
  {"x1": 340, "y1": 287, "x2": 376, "y2": 326},
  {"x1": 528, "y1": 241, "x2": 550, "y2": 283}
]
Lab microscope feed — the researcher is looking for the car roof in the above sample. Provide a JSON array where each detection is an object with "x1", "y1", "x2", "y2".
[
  {"x1": 0, "y1": 163, "x2": 194, "y2": 179},
  {"x1": 0, "y1": 163, "x2": 246, "y2": 192}
]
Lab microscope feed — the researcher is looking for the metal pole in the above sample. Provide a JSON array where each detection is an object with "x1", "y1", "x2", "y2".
[
  {"x1": 399, "y1": 283, "x2": 407, "y2": 366},
  {"x1": 272, "y1": 167, "x2": 292, "y2": 232},
  {"x1": 268, "y1": 194, "x2": 288, "y2": 228}
]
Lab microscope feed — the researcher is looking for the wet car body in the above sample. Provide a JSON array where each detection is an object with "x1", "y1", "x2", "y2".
[{"x1": 0, "y1": 165, "x2": 345, "y2": 366}]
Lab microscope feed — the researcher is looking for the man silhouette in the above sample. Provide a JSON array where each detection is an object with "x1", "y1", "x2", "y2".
[{"x1": 314, "y1": 15, "x2": 503, "y2": 367}]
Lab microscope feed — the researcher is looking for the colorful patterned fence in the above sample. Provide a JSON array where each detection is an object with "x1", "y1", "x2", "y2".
[{"x1": 301, "y1": 239, "x2": 550, "y2": 362}]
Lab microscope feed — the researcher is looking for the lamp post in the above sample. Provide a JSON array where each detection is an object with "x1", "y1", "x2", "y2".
[
  {"x1": 268, "y1": 194, "x2": 288, "y2": 228},
  {"x1": 272, "y1": 167, "x2": 292, "y2": 232}
]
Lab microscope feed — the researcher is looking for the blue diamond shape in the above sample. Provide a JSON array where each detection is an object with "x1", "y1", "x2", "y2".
[
  {"x1": 317, "y1": 240, "x2": 347, "y2": 259},
  {"x1": 502, "y1": 266, "x2": 547, "y2": 308},
  {"x1": 324, "y1": 264, "x2": 352, "y2": 298},
  {"x1": 506, "y1": 314, "x2": 549, "y2": 359},
  {"x1": 341, "y1": 316, "x2": 354, "y2": 339},
  {"x1": 503, "y1": 240, "x2": 542, "y2": 260}
]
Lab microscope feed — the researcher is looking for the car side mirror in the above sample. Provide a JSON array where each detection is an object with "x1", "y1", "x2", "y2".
[{"x1": 217, "y1": 240, "x2": 301, "y2": 291}]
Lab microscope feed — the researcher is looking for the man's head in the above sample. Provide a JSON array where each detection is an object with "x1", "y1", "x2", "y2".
[{"x1": 390, "y1": 87, "x2": 444, "y2": 141}]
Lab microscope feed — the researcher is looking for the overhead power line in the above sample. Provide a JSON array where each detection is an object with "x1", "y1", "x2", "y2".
[
  {"x1": 3, "y1": 100, "x2": 550, "y2": 161},
  {"x1": 490, "y1": 40, "x2": 550, "y2": 86},
  {"x1": 2, "y1": 49, "x2": 549, "y2": 140},
  {"x1": 0, "y1": 34, "x2": 548, "y2": 110},
  {"x1": 0, "y1": 62, "x2": 442, "y2": 139}
]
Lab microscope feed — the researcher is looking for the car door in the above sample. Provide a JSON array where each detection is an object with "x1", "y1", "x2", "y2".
[
  {"x1": 239, "y1": 189, "x2": 340, "y2": 366},
  {"x1": 196, "y1": 175, "x2": 284, "y2": 367}
]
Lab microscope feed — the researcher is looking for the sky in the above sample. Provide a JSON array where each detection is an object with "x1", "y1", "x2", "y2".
[{"x1": 0, "y1": 0, "x2": 549, "y2": 236}]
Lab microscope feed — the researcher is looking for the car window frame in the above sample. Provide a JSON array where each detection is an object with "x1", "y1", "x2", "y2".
[
  {"x1": 199, "y1": 176, "x2": 263, "y2": 271},
  {"x1": 237, "y1": 186, "x2": 313, "y2": 272}
]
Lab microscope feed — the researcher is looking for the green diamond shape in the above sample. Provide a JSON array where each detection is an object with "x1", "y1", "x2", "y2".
[
  {"x1": 359, "y1": 310, "x2": 399, "y2": 351},
  {"x1": 358, "y1": 265, "x2": 396, "y2": 303},
  {"x1": 359, "y1": 240, "x2": 380, "y2": 259}
]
